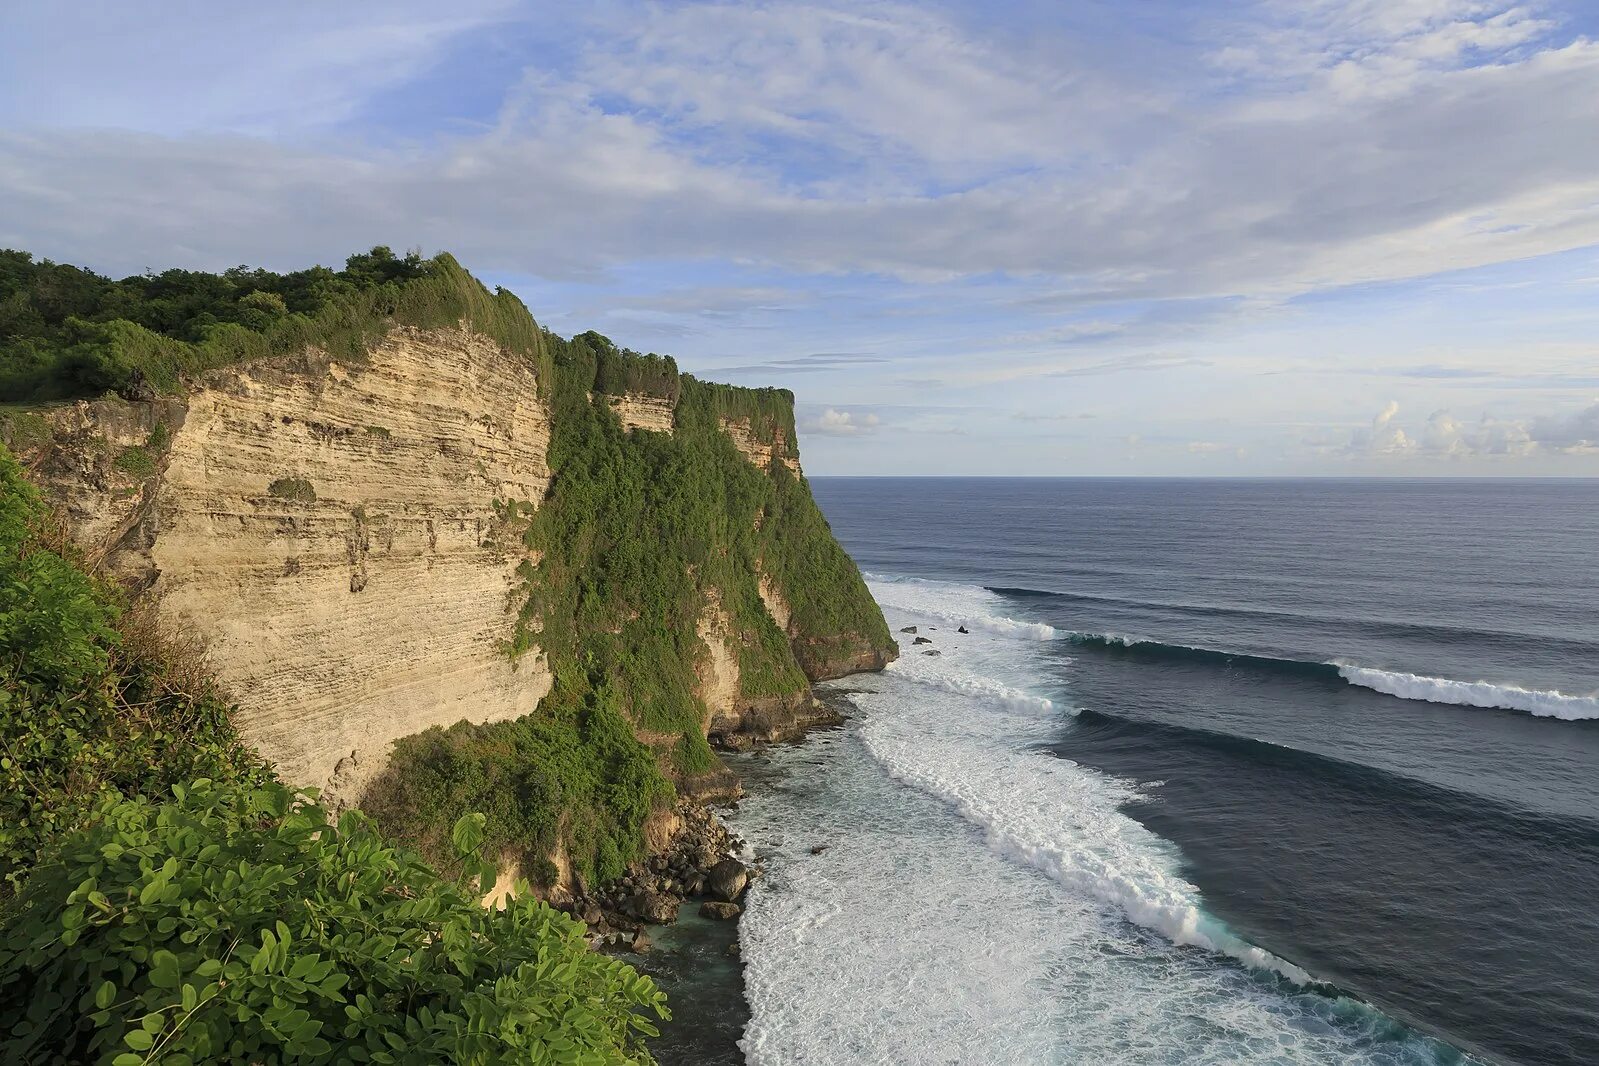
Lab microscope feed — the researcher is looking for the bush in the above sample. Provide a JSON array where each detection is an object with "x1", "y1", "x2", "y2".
[
  {"x1": 267, "y1": 477, "x2": 316, "y2": 504},
  {"x1": 0, "y1": 247, "x2": 552, "y2": 403},
  {"x1": 0, "y1": 444, "x2": 265, "y2": 892},
  {"x1": 0, "y1": 781, "x2": 668, "y2": 1065}
]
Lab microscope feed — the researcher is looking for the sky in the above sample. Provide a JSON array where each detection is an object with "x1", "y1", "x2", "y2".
[{"x1": 3, "y1": 0, "x2": 1598, "y2": 475}]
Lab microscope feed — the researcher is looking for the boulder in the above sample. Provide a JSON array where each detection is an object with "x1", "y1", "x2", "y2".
[
  {"x1": 913, "y1": 636, "x2": 932, "y2": 645},
  {"x1": 810, "y1": 844, "x2": 828, "y2": 855},
  {"x1": 957, "y1": 625, "x2": 969, "y2": 634},
  {"x1": 631, "y1": 930, "x2": 653, "y2": 953},
  {"x1": 922, "y1": 649, "x2": 941, "y2": 656},
  {"x1": 899, "y1": 625, "x2": 917, "y2": 634},
  {"x1": 628, "y1": 891, "x2": 681, "y2": 924},
  {"x1": 699, "y1": 901, "x2": 742, "y2": 920},
  {"x1": 707, "y1": 858, "x2": 749, "y2": 902}
]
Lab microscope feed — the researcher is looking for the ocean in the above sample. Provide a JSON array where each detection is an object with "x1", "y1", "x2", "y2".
[{"x1": 701, "y1": 477, "x2": 1599, "y2": 1066}]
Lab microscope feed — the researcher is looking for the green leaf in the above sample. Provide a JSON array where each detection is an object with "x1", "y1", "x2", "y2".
[
  {"x1": 124, "y1": 1029, "x2": 154, "y2": 1050},
  {"x1": 93, "y1": 980, "x2": 117, "y2": 1009}
]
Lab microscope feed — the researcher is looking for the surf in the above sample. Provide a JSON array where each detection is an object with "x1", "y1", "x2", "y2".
[{"x1": 1060, "y1": 629, "x2": 1599, "y2": 721}]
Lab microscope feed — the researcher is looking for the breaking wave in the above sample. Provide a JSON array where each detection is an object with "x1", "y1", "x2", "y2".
[
  {"x1": 1338, "y1": 665, "x2": 1599, "y2": 721},
  {"x1": 865, "y1": 573, "x2": 1059, "y2": 640},
  {"x1": 1061, "y1": 630, "x2": 1599, "y2": 721},
  {"x1": 873, "y1": 649, "x2": 1312, "y2": 984}
]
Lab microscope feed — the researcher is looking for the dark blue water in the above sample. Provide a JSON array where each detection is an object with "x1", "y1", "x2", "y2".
[{"x1": 810, "y1": 478, "x2": 1599, "y2": 1066}]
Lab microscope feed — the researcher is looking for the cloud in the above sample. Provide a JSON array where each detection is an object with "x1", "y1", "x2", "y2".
[
  {"x1": 1529, "y1": 402, "x2": 1599, "y2": 453},
  {"x1": 801, "y1": 408, "x2": 882, "y2": 436},
  {"x1": 0, "y1": 1, "x2": 517, "y2": 135},
  {"x1": 3, "y1": 0, "x2": 1599, "y2": 305},
  {"x1": 704, "y1": 353, "x2": 894, "y2": 376},
  {"x1": 1331, "y1": 400, "x2": 1599, "y2": 457}
]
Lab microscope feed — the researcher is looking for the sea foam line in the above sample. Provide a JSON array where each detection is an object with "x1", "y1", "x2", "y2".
[
  {"x1": 884, "y1": 658, "x2": 1056, "y2": 713},
  {"x1": 1337, "y1": 665, "x2": 1599, "y2": 721},
  {"x1": 858, "y1": 673, "x2": 1312, "y2": 985},
  {"x1": 866, "y1": 574, "x2": 1060, "y2": 640}
]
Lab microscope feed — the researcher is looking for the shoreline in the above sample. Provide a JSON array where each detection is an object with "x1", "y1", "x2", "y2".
[{"x1": 591, "y1": 686, "x2": 867, "y2": 1065}]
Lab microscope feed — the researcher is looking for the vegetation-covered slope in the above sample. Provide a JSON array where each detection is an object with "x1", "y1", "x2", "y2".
[{"x1": 0, "y1": 442, "x2": 668, "y2": 1064}]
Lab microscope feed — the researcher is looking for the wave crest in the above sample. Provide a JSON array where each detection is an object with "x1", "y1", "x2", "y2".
[{"x1": 1337, "y1": 666, "x2": 1599, "y2": 721}]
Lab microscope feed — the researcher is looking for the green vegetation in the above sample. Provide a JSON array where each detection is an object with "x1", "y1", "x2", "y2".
[
  {"x1": 0, "y1": 441, "x2": 667, "y2": 1062},
  {"x1": 267, "y1": 477, "x2": 316, "y2": 504},
  {"x1": 369, "y1": 332, "x2": 891, "y2": 888},
  {"x1": 112, "y1": 445, "x2": 155, "y2": 479},
  {"x1": 1, "y1": 242, "x2": 889, "y2": 896},
  {"x1": 0, "y1": 247, "x2": 552, "y2": 402},
  {"x1": 0, "y1": 783, "x2": 667, "y2": 1066},
  {"x1": 0, "y1": 444, "x2": 266, "y2": 892}
]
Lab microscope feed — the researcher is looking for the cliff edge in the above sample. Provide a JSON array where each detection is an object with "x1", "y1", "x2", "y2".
[{"x1": 1, "y1": 250, "x2": 895, "y2": 892}]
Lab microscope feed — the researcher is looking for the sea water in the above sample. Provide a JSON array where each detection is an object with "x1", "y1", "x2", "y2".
[{"x1": 728, "y1": 478, "x2": 1599, "y2": 1066}]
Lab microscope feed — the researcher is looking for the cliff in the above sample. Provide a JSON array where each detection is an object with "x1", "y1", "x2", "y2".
[{"x1": 0, "y1": 252, "x2": 895, "y2": 890}]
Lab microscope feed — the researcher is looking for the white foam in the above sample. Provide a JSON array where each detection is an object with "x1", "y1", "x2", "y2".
[
  {"x1": 730, "y1": 586, "x2": 1473, "y2": 1064},
  {"x1": 870, "y1": 650, "x2": 1309, "y2": 984},
  {"x1": 1338, "y1": 665, "x2": 1599, "y2": 721},
  {"x1": 886, "y1": 655, "x2": 1056, "y2": 713},
  {"x1": 867, "y1": 574, "x2": 1060, "y2": 640}
]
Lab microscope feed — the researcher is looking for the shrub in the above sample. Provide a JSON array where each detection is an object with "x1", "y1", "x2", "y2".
[
  {"x1": 112, "y1": 445, "x2": 155, "y2": 479},
  {"x1": 267, "y1": 477, "x2": 316, "y2": 504},
  {"x1": 0, "y1": 781, "x2": 668, "y2": 1065},
  {"x1": 0, "y1": 444, "x2": 265, "y2": 892}
]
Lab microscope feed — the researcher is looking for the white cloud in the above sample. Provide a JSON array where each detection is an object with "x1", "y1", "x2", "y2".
[
  {"x1": 802, "y1": 408, "x2": 881, "y2": 436},
  {"x1": 3, "y1": 1, "x2": 1599, "y2": 303},
  {"x1": 0, "y1": 1, "x2": 516, "y2": 135},
  {"x1": 1333, "y1": 400, "x2": 1599, "y2": 457}
]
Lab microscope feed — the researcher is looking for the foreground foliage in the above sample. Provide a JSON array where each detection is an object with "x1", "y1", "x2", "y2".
[
  {"x1": 0, "y1": 781, "x2": 667, "y2": 1065},
  {"x1": 0, "y1": 444, "x2": 266, "y2": 891}
]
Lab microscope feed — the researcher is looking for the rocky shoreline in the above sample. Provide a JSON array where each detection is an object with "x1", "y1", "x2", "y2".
[{"x1": 561, "y1": 799, "x2": 755, "y2": 955}]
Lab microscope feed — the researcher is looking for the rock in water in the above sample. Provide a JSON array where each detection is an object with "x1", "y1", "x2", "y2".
[
  {"x1": 900, "y1": 625, "x2": 917, "y2": 634},
  {"x1": 629, "y1": 891, "x2": 680, "y2": 924},
  {"x1": 922, "y1": 649, "x2": 941, "y2": 656},
  {"x1": 630, "y1": 929, "x2": 653, "y2": 953},
  {"x1": 708, "y1": 858, "x2": 749, "y2": 902},
  {"x1": 700, "y1": 901, "x2": 742, "y2": 920},
  {"x1": 957, "y1": 625, "x2": 969, "y2": 634},
  {"x1": 913, "y1": 636, "x2": 933, "y2": 645}
]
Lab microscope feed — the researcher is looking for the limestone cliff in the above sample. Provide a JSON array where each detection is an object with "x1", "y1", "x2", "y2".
[
  {"x1": 7, "y1": 314, "x2": 889, "y2": 808},
  {"x1": 1, "y1": 254, "x2": 896, "y2": 885},
  {"x1": 11, "y1": 326, "x2": 556, "y2": 805}
]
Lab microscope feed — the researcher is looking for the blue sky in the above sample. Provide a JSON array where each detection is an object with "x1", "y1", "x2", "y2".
[{"x1": 3, "y1": 0, "x2": 1598, "y2": 475}]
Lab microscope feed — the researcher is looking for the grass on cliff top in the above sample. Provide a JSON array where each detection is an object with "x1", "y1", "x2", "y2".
[{"x1": 0, "y1": 246, "x2": 553, "y2": 402}]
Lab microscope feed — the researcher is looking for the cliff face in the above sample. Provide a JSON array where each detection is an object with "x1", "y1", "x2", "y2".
[
  {"x1": 6, "y1": 305, "x2": 895, "y2": 828},
  {"x1": 12, "y1": 326, "x2": 556, "y2": 804}
]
